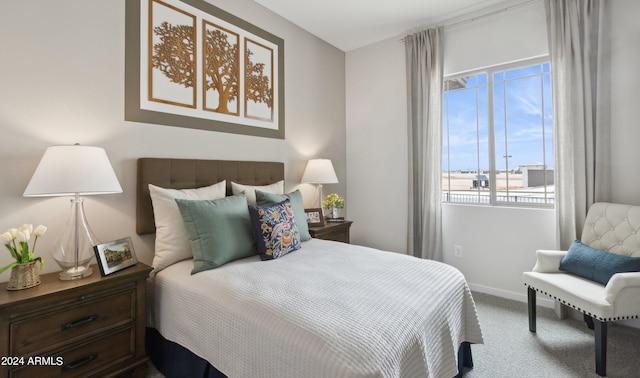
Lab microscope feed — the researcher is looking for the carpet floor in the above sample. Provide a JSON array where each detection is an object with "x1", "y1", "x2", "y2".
[
  {"x1": 465, "y1": 292, "x2": 639, "y2": 378},
  {"x1": 146, "y1": 291, "x2": 640, "y2": 377}
]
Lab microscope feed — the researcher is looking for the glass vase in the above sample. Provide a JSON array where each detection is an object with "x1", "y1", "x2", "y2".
[{"x1": 51, "y1": 196, "x2": 98, "y2": 280}]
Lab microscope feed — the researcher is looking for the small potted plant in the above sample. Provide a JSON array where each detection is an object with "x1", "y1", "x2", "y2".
[
  {"x1": 1, "y1": 224, "x2": 46, "y2": 290},
  {"x1": 322, "y1": 193, "x2": 345, "y2": 219}
]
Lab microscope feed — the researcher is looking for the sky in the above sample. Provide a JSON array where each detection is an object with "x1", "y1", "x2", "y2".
[{"x1": 443, "y1": 62, "x2": 553, "y2": 173}]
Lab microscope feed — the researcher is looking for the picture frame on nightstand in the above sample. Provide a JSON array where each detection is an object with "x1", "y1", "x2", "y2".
[
  {"x1": 94, "y1": 236, "x2": 138, "y2": 276},
  {"x1": 304, "y1": 208, "x2": 325, "y2": 226}
]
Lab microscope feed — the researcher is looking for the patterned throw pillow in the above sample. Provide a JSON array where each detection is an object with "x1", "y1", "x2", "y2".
[
  {"x1": 248, "y1": 199, "x2": 301, "y2": 260},
  {"x1": 256, "y1": 189, "x2": 311, "y2": 241}
]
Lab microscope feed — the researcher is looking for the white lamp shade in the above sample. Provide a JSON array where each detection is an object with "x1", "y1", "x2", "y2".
[
  {"x1": 23, "y1": 145, "x2": 123, "y2": 197},
  {"x1": 301, "y1": 159, "x2": 338, "y2": 184}
]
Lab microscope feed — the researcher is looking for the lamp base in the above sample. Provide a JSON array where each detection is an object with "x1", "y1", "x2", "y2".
[
  {"x1": 52, "y1": 197, "x2": 99, "y2": 281},
  {"x1": 58, "y1": 266, "x2": 93, "y2": 281}
]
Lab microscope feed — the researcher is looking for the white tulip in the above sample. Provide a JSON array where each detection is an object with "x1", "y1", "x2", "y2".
[
  {"x1": 8, "y1": 228, "x2": 17, "y2": 238},
  {"x1": 19, "y1": 224, "x2": 33, "y2": 234},
  {"x1": 1, "y1": 231, "x2": 13, "y2": 245},
  {"x1": 33, "y1": 225, "x2": 47, "y2": 237},
  {"x1": 16, "y1": 229, "x2": 30, "y2": 243}
]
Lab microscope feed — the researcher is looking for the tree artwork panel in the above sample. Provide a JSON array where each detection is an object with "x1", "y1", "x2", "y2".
[
  {"x1": 245, "y1": 38, "x2": 274, "y2": 122},
  {"x1": 149, "y1": 0, "x2": 197, "y2": 108},
  {"x1": 203, "y1": 21, "x2": 240, "y2": 116},
  {"x1": 128, "y1": 0, "x2": 284, "y2": 138}
]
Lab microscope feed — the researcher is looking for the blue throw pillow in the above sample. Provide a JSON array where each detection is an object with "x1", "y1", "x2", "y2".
[
  {"x1": 559, "y1": 240, "x2": 640, "y2": 285},
  {"x1": 255, "y1": 189, "x2": 311, "y2": 241},
  {"x1": 248, "y1": 199, "x2": 301, "y2": 261}
]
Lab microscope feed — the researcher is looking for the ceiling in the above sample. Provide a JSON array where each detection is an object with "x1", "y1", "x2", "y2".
[{"x1": 253, "y1": 0, "x2": 520, "y2": 51}]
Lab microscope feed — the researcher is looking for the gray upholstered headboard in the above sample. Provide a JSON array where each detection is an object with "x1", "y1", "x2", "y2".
[{"x1": 136, "y1": 158, "x2": 285, "y2": 235}]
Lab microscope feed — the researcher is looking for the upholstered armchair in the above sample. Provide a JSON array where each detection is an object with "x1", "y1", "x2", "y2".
[{"x1": 523, "y1": 202, "x2": 640, "y2": 376}]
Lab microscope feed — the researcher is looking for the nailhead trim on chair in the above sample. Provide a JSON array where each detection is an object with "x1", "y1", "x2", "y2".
[{"x1": 524, "y1": 284, "x2": 640, "y2": 322}]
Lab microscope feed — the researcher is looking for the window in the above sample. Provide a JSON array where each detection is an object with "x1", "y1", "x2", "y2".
[{"x1": 442, "y1": 59, "x2": 554, "y2": 206}]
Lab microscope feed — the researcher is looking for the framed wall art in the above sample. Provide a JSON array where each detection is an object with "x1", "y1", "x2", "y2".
[
  {"x1": 93, "y1": 237, "x2": 138, "y2": 276},
  {"x1": 125, "y1": 0, "x2": 285, "y2": 139}
]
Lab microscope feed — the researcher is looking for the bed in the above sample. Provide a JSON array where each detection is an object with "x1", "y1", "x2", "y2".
[{"x1": 137, "y1": 158, "x2": 483, "y2": 378}]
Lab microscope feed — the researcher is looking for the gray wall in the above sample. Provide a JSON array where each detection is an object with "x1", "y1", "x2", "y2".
[
  {"x1": 0, "y1": 0, "x2": 346, "y2": 273},
  {"x1": 346, "y1": 0, "x2": 640, "y2": 304}
]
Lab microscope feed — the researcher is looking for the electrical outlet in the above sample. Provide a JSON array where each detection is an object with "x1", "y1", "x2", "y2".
[{"x1": 454, "y1": 245, "x2": 463, "y2": 258}]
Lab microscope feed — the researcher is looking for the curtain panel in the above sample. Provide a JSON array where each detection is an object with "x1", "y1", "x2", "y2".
[
  {"x1": 405, "y1": 28, "x2": 444, "y2": 261},
  {"x1": 545, "y1": 0, "x2": 611, "y2": 250}
]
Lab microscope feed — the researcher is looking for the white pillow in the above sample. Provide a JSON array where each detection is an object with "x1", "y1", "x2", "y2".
[
  {"x1": 148, "y1": 181, "x2": 226, "y2": 275},
  {"x1": 230, "y1": 180, "x2": 284, "y2": 205}
]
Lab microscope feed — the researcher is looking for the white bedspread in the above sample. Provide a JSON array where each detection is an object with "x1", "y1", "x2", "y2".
[{"x1": 147, "y1": 238, "x2": 483, "y2": 378}]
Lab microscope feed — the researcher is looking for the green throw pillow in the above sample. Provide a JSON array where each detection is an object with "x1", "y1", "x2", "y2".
[
  {"x1": 256, "y1": 189, "x2": 311, "y2": 241},
  {"x1": 175, "y1": 194, "x2": 256, "y2": 274}
]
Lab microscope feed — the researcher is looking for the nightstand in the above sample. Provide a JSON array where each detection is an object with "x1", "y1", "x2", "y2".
[
  {"x1": 309, "y1": 221, "x2": 353, "y2": 243},
  {"x1": 0, "y1": 263, "x2": 152, "y2": 378}
]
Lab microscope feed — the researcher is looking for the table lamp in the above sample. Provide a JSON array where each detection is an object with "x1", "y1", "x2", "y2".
[
  {"x1": 23, "y1": 144, "x2": 122, "y2": 280},
  {"x1": 301, "y1": 158, "x2": 338, "y2": 208}
]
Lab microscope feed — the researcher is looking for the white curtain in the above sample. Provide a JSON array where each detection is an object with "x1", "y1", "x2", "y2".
[
  {"x1": 405, "y1": 28, "x2": 444, "y2": 261},
  {"x1": 545, "y1": 0, "x2": 610, "y2": 250}
]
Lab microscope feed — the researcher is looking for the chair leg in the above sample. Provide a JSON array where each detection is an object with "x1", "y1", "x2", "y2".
[
  {"x1": 594, "y1": 319, "x2": 607, "y2": 376},
  {"x1": 527, "y1": 287, "x2": 536, "y2": 332},
  {"x1": 584, "y1": 313, "x2": 595, "y2": 330}
]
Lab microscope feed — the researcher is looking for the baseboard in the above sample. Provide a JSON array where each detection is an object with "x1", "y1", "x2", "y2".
[{"x1": 468, "y1": 283, "x2": 555, "y2": 309}]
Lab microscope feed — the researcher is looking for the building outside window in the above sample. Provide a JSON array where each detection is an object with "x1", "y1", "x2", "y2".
[{"x1": 442, "y1": 58, "x2": 554, "y2": 206}]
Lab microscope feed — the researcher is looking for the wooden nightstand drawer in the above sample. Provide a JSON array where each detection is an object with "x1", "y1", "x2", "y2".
[
  {"x1": 0, "y1": 264, "x2": 152, "y2": 378},
  {"x1": 318, "y1": 227, "x2": 349, "y2": 243},
  {"x1": 11, "y1": 327, "x2": 135, "y2": 378},
  {"x1": 10, "y1": 289, "x2": 134, "y2": 356},
  {"x1": 308, "y1": 221, "x2": 353, "y2": 243}
]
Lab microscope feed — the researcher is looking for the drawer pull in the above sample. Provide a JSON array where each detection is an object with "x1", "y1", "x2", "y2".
[
  {"x1": 61, "y1": 315, "x2": 97, "y2": 330},
  {"x1": 62, "y1": 353, "x2": 97, "y2": 371}
]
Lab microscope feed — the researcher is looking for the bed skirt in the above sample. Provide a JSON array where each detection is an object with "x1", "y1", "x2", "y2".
[{"x1": 146, "y1": 327, "x2": 474, "y2": 378}]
